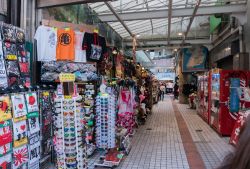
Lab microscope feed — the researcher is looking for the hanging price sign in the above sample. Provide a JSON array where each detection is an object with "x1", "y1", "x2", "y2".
[
  {"x1": 6, "y1": 55, "x2": 17, "y2": 60},
  {"x1": 59, "y1": 73, "x2": 75, "y2": 82}
]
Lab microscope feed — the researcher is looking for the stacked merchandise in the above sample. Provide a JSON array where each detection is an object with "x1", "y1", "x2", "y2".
[
  {"x1": 77, "y1": 83, "x2": 96, "y2": 156},
  {"x1": 95, "y1": 94, "x2": 116, "y2": 149},
  {"x1": 11, "y1": 93, "x2": 29, "y2": 169},
  {"x1": 0, "y1": 92, "x2": 41, "y2": 169},
  {"x1": 117, "y1": 80, "x2": 136, "y2": 135},
  {"x1": 0, "y1": 95, "x2": 13, "y2": 168},
  {"x1": 0, "y1": 22, "x2": 30, "y2": 89},
  {"x1": 25, "y1": 92, "x2": 40, "y2": 169},
  {"x1": 34, "y1": 25, "x2": 107, "y2": 63},
  {"x1": 39, "y1": 90, "x2": 54, "y2": 165},
  {"x1": 40, "y1": 62, "x2": 98, "y2": 82},
  {"x1": 53, "y1": 97, "x2": 87, "y2": 169}
]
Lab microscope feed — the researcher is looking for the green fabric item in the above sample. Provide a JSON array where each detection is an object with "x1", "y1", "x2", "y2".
[{"x1": 210, "y1": 15, "x2": 222, "y2": 33}]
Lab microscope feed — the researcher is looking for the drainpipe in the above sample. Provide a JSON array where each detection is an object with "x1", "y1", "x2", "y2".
[{"x1": 239, "y1": 25, "x2": 245, "y2": 53}]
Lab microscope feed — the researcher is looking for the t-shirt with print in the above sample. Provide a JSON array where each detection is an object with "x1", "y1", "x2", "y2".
[
  {"x1": 56, "y1": 29, "x2": 75, "y2": 61},
  {"x1": 82, "y1": 32, "x2": 107, "y2": 62},
  {"x1": 74, "y1": 31, "x2": 86, "y2": 62},
  {"x1": 34, "y1": 25, "x2": 57, "y2": 61}
]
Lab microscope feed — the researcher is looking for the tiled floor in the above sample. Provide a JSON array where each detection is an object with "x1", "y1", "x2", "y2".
[{"x1": 88, "y1": 97, "x2": 234, "y2": 169}]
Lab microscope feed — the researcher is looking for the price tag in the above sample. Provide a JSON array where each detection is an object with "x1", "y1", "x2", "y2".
[
  {"x1": 43, "y1": 91, "x2": 49, "y2": 96},
  {"x1": 59, "y1": 73, "x2": 75, "y2": 82},
  {"x1": 64, "y1": 95, "x2": 72, "y2": 99},
  {"x1": 6, "y1": 55, "x2": 17, "y2": 60}
]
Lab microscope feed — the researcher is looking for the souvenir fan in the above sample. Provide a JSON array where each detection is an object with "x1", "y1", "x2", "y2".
[
  {"x1": 0, "y1": 95, "x2": 12, "y2": 122},
  {"x1": 15, "y1": 28, "x2": 25, "y2": 44},
  {"x1": 0, "y1": 120, "x2": 12, "y2": 156},
  {"x1": 13, "y1": 145, "x2": 28, "y2": 169},
  {"x1": 25, "y1": 92, "x2": 39, "y2": 113},
  {"x1": 0, "y1": 23, "x2": 16, "y2": 42},
  {"x1": 8, "y1": 76, "x2": 20, "y2": 87},
  {"x1": 0, "y1": 153, "x2": 12, "y2": 169},
  {"x1": 11, "y1": 94, "x2": 27, "y2": 119},
  {"x1": 13, "y1": 120, "x2": 28, "y2": 147}
]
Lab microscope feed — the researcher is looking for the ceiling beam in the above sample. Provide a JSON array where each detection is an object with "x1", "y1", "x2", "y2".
[
  {"x1": 104, "y1": 1, "x2": 133, "y2": 37},
  {"x1": 183, "y1": 0, "x2": 201, "y2": 43},
  {"x1": 98, "y1": 4, "x2": 246, "y2": 22},
  {"x1": 36, "y1": 0, "x2": 112, "y2": 8},
  {"x1": 167, "y1": 0, "x2": 172, "y2": 44},
  {"x1": 124, "y1": 39, "x2": 211, "y2": 46}
]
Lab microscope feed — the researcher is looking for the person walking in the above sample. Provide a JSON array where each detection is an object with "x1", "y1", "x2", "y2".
[{"x1": 160, "y1": 83, "x2": 165, "y2": 101}]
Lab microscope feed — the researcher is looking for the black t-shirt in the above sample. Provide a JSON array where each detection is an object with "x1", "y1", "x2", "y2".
[{"x1": 82, "y1": 32, "x2": 107, "y2": 62}]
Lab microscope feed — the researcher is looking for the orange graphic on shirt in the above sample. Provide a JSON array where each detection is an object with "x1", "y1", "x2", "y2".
[{"x1": 56, "y1": 29, "x2": 75, "y2": 61}]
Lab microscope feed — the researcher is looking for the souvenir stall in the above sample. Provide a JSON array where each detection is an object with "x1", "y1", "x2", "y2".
[{"x1": 209, "y1": 69, "x2": 250, "y2": 136}]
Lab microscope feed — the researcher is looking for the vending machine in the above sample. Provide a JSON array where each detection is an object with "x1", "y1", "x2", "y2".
[
  {"x1": 209, "y1": 69, "x2": 250, "y2": 136},
  {"x1": 197, "y1": 73, "x2": 210, "y2": 124}
]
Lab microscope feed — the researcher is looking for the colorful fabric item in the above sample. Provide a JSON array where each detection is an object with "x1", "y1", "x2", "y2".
[
  {"x1": 0, "y1": 96, "x2": 12, "y2": 122},
  {"x1": 13, "y1": 120, "x2": 28, "y2": 147},
  {"x1": 74, "y1": 31, "x2": 86, "y2": 62},
  {"x1": 34, "y1": 25, "x2": 57, "y2": 61},
  {"x1": 0, "y1": 121, "x2": 12, "y2": 156},
  {"x1": 25, "y1": 92, "x2": 39, "y2": 113},
  {"x1": 13, "y1": 145, "x2": 28, "y2": 169},
  {"x1": 82, "y1": 32, "x2": 107, "y2": 62},
  {"x1": 56, "y1": 29, "x2": 75, "y2": 61},
  {"x1": 0, "y1": 153, "x2": 12, "y2": 169},
  {"x1": 117, "y1": 112, "x2": 136, "y2": 135},
  {"x1": 0, "y1": 23, "x2": 16, "y2": 42},
  {"x1": 11, "y1": 94, "x2": 27, "y2": 119}
]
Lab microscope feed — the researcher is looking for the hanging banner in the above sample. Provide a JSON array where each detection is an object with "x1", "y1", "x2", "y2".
[{"x1": 182, "y1": 46, "x2": 208, "y2": 72}]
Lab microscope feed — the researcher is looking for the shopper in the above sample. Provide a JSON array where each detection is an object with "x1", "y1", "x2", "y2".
[
  {"x1": 174, "y1": 83, "x2": 179, "y2": 100},
  {"x1": 217, "y1": 116, "x2": 250, "y2": 169},
  {"x1": 160, "y1": 83, "x2": 165, "y2": 101}
]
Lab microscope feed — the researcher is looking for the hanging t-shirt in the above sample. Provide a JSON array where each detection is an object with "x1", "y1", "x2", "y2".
[
  {"x1": 82, "y1": 32, "x2": 107, "y2": 62},
  {"x1": 34, "y1": 25, "x2": 57, "y2": 61},
  {"x1": 74, "y1": 31, "x2": 86, "y2": 62},
  {"x1": 56, "y1": 29, "x2": 75, "y2": 61}
]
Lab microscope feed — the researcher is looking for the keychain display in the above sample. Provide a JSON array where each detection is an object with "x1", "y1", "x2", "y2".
[{"x1": 53, "y1": 97, "x2": 87, "y2": 169}]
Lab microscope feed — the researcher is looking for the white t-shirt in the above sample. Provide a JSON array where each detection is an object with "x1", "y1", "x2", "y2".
[
  {"x1": 34, "y1": 25, "x2": 57, "y2": 61},
  {"x1": 74, "y1": 31, "x2": 86, "y2": 62}
]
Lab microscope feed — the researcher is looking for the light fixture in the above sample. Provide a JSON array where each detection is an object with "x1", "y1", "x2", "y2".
[
  {"x1": 174, "y1": 49, "x2": 178, "y2": 52},
  {"x1": 154, "y1": 62, "x2": 156, "y2": 65},
  {"x1": 178, "y1": 32, "x2": 183, "y2": 36},
  {"x1": 136, "y1": 34, "x2": 140, "y2": 37},
  {"x1": 146, "y1": 49, "x2": 149, "y2": 52}
]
